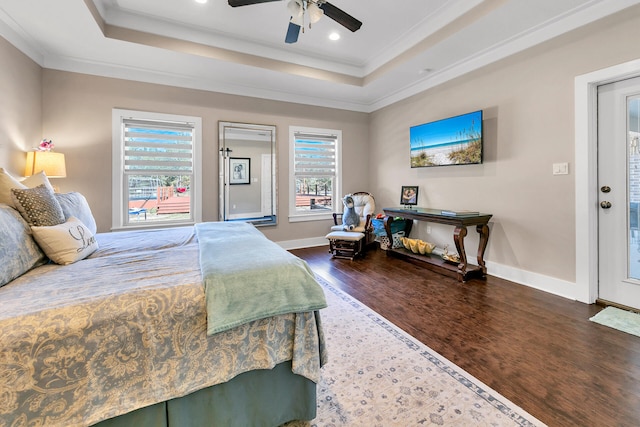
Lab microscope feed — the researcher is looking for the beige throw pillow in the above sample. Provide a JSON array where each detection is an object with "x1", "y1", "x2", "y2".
[
  {"x1": 0, "y1": 168, "x2": 55, "y2": 208},
  {"x1": 0, "y1": 168, "x2": 27, "y2": 206},
  {"x1": 31, "y1": 217, "x2": 98, "y2": 265},
  {"x1": 21, "y1": 171, "x2": 55, "y2": 192}
]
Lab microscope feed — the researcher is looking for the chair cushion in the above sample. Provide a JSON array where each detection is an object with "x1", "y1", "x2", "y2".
[
  {"x1": 326, "y1": 231, "x2": 365, "y2": 241},
  {"x1": 331, "y1": 224, "x2": 366, "y2": 232},
  {"x1": 351, "y1": 193, "x2": 375, "y2": 219}
]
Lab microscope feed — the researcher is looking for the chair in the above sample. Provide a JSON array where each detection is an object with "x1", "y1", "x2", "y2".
[{"x1": 325, "y1": 192, "x2": 376, "y2": 260}]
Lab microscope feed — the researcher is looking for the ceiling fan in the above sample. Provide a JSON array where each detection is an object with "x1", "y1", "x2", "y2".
[{"x1": 228, "y1": 0, "x2": 362, "y2": 44}]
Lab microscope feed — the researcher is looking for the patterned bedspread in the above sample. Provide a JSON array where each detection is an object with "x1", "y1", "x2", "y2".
[{"x1": 0, "y1": 226, "x2": 326, "y2": 427}]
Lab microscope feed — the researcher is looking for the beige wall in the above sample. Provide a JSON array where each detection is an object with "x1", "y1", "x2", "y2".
[
  {"x1": 0, "y1": 37, "x2": 42, "y2": 174},
  {"x1": 40, "y1": 70, "x2": 369, "y2": 241},
  {"x1": 3, "y1": 6, "x2": 640, "y2": 287},
  {"x1": 369, "y1": 7, "x2": 640, "y2": 283}
]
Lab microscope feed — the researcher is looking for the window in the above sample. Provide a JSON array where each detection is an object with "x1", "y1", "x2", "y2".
[
  {"x1": 289, "y1": 126, "x2": 341, "y2": 222},
  {"x1": 112, "y1": 109, "x2": 202, "y2": 229}
]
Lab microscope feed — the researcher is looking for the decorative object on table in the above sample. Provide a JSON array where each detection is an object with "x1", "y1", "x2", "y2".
[
  {"x1": 229, "y1": 157, "x2": 250, "y2": 184},
  {"x1": 441, "y1": 244, "x2": 461, "y2": 264},
  {"x1": 440, "y1": 209, "x2": 480, "y2": 216},
  {"x1": 37, "y1": 138, "x2": 54, "y2": 151},
  {"x1": 410, "y1": 110, "x2": 483, "y2": 167},
  {"x1": 400, "y1": 185, "x2": 418, "y2": 207},
  {"x1": 25, "y1": 139, "x2": 66, "y2": 179},
  {"x1": 341, "y1": 194, "x2": 360, "y2": 231},
  {"x1": 418, "y1": 240, "x2": 436, "y2": 255},
  {"x1": 401, "y1": 237, "x2": 435, "y2": 255}
]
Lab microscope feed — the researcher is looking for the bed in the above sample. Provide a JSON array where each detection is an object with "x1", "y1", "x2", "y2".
[{"x1": 0, "y1": 179, "x2": 327, "y2": 427}]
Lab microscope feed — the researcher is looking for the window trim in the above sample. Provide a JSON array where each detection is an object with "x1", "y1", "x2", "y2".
[
  {"x1": 111, "y1": 109, "x2": 202, "y2": 230},
  {"x1": 288, "y1": 126, "x2": 342, "y2": 222}
]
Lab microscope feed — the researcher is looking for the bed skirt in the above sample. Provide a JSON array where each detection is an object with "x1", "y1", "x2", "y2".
[{"x1": 94, "y1": 361, "x2": 316, "y2": 427}]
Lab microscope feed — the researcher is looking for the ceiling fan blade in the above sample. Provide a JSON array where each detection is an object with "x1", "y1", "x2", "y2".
[
  {"x1": 228, "y1": 0, "x2": 280, "y2": 7},
  {"x1": 285, "y1": 22, "x2": 301, "y2": 44},
  {"x1": 318, "y1": 2, "x2": 362, "y2": 32}
]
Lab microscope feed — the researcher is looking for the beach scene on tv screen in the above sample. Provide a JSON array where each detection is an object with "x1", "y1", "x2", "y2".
[{"x1": 410, "y1": 110, "x2": 482, "y2": 167}]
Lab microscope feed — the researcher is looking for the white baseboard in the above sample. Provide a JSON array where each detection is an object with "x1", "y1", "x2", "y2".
[
  {"x1": 276, "y1": 237, "x2": 580, "y2": 303},
  {"x1": 485, "y1": 260, "x2": 578, "y2": 302},
  {"x1": 278, "y1": 236, "x2": 329, "y2": 251}
]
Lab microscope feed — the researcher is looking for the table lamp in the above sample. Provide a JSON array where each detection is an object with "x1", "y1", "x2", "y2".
[{"x1": 25, "y1": 151, "x2": 67, "y2": 178}]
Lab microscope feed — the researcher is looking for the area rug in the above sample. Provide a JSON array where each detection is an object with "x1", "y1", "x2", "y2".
[
  {"x1": 589, "y1": 306, "x2": 640, "y2": 337},
  {"x1": 287, "y1": 276, "x2": 546, "y2": 427}
]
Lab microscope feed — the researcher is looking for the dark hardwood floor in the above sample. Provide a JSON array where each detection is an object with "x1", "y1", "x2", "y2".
[{"x1": 290, "y1": 245, "x2": 640, "y2": 427}]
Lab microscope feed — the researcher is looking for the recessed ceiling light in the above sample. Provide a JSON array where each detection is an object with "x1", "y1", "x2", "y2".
[
  {"x1": 195, "y1": 0, "x2": 207, "y2": 4},
  {"x1": 329, "y1": 32, "x2": 340, "y2": 41}
]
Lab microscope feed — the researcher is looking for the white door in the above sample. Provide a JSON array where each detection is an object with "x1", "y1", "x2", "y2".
[{"x1": 598, "y1": 77, "x2": 640, "y2": 309}]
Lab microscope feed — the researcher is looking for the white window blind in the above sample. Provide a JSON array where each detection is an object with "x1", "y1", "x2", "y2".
[
  {"x1": 293, "y1": 131, "x2": 337, "y2": 179},
  {"x1": 289, "y1": 126, "x2": 341, "y2": 221},
  {"x1": 112, "y1": 109, "x2": 202, "y2": 230},
  {"x1": 123, "y1": 119, "x2": 194, "y2": 174}
]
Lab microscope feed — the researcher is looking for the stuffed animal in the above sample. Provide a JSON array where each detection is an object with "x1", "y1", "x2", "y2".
[{"x1": 342, "y1": 195, "x2": 361, "y2": 231}]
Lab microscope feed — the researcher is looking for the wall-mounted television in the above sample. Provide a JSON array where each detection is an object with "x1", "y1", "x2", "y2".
[{"x1": 410, "y1": 110, "x2": 483, "y2": 167}]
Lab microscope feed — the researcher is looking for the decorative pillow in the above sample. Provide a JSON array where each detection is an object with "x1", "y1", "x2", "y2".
[
  {"x1": 55, "y1": 192, "x2": 98, "y2": 235},
  {"x1": 11, "y1": 184, "x2": 66, "y2": 227},
  {"x1": 21, "y1": 171, "x2": 55, "y2": 192},
  {"x1": 31, "y1": 217, "x2": 99, "y2": 265},
  {"x1": 0, "y1": 168, "x2": 27, "y2": 207},
  {"x1": 0, "y1": 204, "x2": 46, "y2": 287}
]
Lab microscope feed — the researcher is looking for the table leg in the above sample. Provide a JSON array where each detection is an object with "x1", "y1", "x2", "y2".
[
  {"x1": 453, "y1": 226, "x2": 468, "y2": 281},
  {"x1": 476, "y1": 224, "x2": 490, "y2": 275}
]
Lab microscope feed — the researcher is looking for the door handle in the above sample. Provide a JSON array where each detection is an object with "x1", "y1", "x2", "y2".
[{"x1": 600, "y1": 201, "x2": 612, "y2": 209}]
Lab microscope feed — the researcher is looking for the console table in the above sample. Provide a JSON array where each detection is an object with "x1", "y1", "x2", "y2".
[{"x1": 383, "y1": 207, "x2": 492, "y2": 282}]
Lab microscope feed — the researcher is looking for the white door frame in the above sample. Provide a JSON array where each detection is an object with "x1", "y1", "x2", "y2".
[{"x1": 575, "y1": 58, "x2": 640, "y2": 304}]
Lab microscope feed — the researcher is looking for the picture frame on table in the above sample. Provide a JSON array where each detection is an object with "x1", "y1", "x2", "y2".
[{"x1": 400, "y1": 186, "x2": 419, "y2": 207}]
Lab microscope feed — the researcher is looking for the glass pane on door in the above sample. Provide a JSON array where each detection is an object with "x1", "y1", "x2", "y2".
[{"x1": 628, "y1": 96, "x2": 640, "y2": 280}]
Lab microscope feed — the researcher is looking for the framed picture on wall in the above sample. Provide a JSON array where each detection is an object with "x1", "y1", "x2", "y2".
[{"x1": 230, "y1": 157, "x2": 250, "y2": 185}]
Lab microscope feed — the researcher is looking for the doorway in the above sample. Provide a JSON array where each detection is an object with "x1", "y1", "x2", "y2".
[
  {"x1": 575, "y1": 59, "x2": 640, "y2": 305},
  {"x1": 597, "y1": 77, "x2": 640, "y2": 309}
]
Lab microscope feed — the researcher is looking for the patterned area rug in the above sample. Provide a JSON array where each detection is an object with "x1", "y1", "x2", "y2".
[
  {"x1": 287, "y1": 276, "x2": 546, "y2": 427},
  {"x1": 590, "y1": 306, "x2": 640, "y2": 337}
]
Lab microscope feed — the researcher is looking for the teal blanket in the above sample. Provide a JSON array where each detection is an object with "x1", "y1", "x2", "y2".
[{"x1": 195, "y1": 222, "x2": 327, "y2": 335}]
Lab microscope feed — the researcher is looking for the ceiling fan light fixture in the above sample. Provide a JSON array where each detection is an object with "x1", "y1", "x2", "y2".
[
  {"x1": 287, "y1": 0, "x2": 302, "y2": 16},
  {"x1": 291, "y1": 14, "x2": 304, "y2": 26},
  {"x1": 308, "y1": 3, "x2": 323, "y2": 23}
]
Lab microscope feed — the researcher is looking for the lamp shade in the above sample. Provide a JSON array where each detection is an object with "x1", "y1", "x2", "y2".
[
  {"x1": 25, "y1": 151, "x2": 66, "y2": 178},
  {"x1": 308, "y1": 3, "x2": 323, "y2": 23}
]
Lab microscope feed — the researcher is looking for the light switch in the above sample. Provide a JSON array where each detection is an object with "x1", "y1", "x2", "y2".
[{"x1": 553, "y1": 162, "x2": 569, "y2": 175}]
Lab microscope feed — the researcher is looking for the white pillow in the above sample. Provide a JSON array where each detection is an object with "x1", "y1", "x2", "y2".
[
  {"x1": 0, "y1": 168, "x2": 54, "y2": 208},
  {"x1": 21, "y1": 171, "x2": 55, "y2": 192},
  {"x1": 0, "y1": 168, "x2": 26, "y2": 207},
  {"x1": 31, "y1": 216, "x2": 98, "y2": 265}
]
